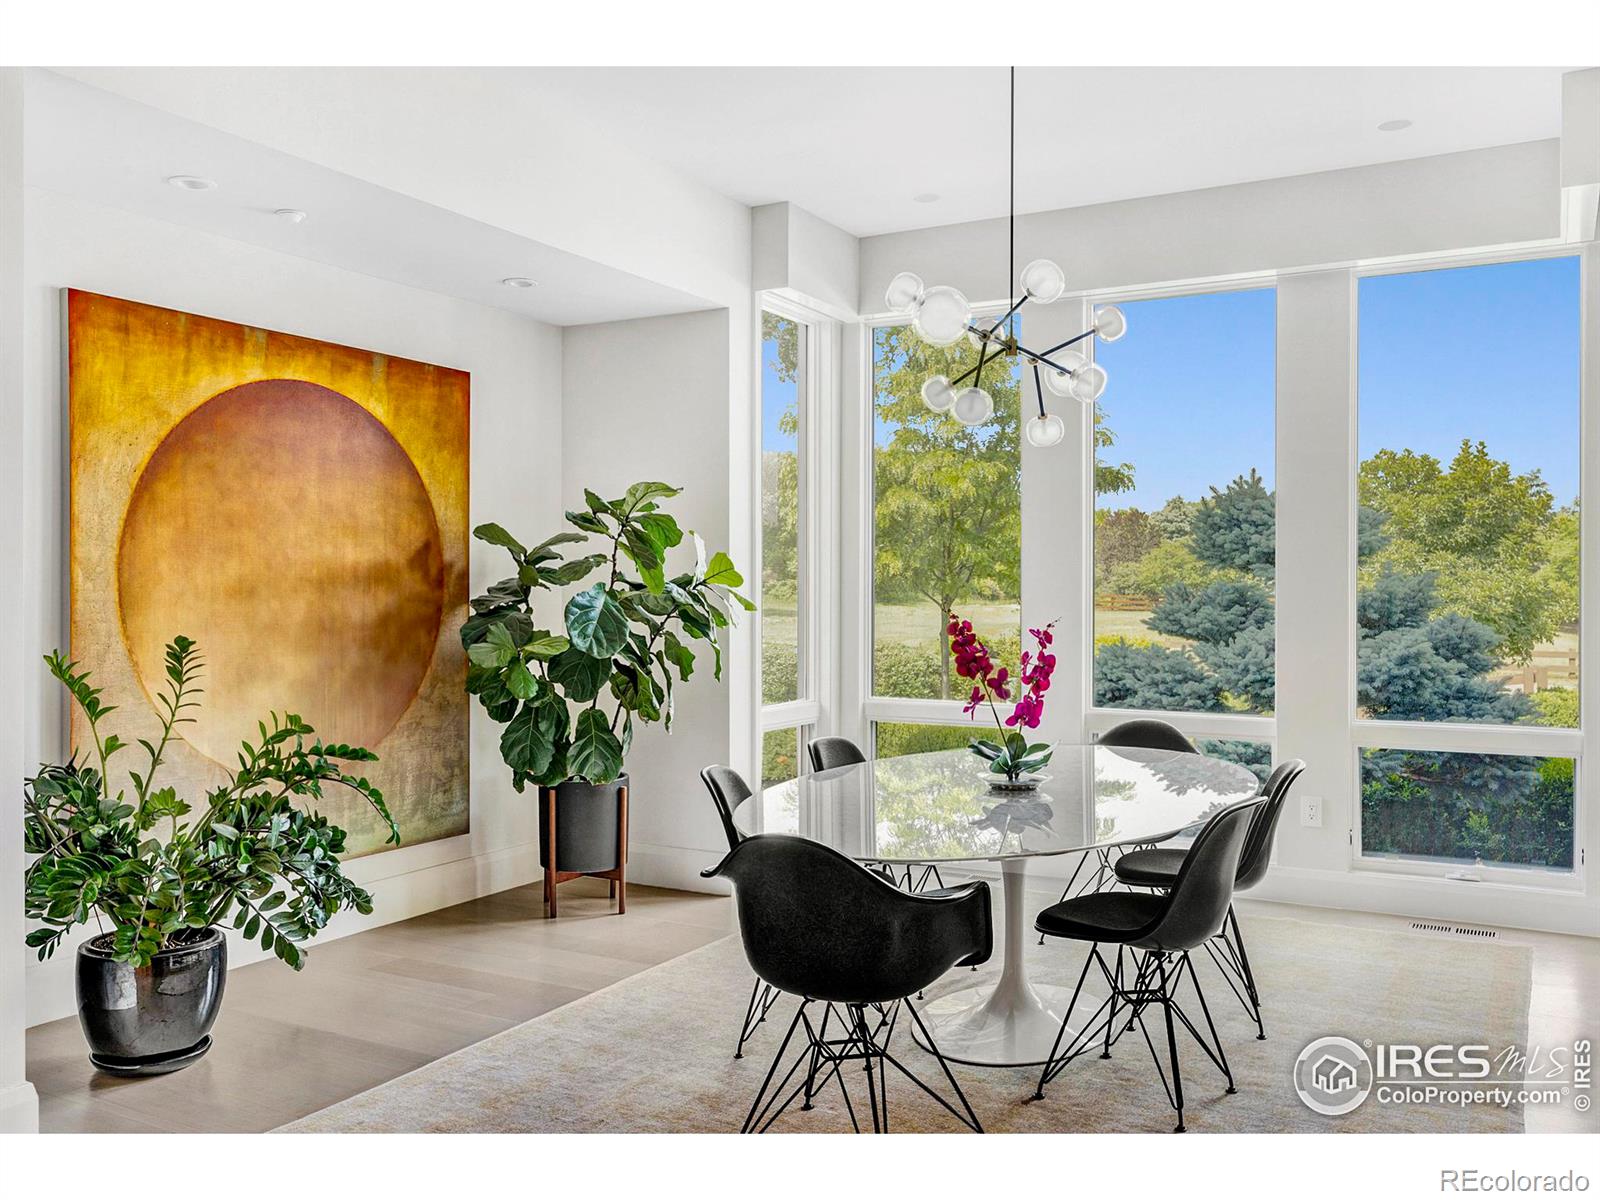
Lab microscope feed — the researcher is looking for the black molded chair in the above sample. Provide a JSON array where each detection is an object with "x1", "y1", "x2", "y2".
[
  {"x1": 699, "y1": 765, "x2": 780, "y2": 1060},
  {"x1": 1031, "y1": 796, "x2": 1265, "y2": 1133},
  {"x1": 808, "y1": 736, "x2": 946, "y2": 893},
  {"x1": 1112, "y1": 759, "x2": 1306, "y2": 1039},
  {"x1": 704, "y1": 835, "x2": 992, "y2": 1133},
  {"x1": 1097, "y1": 718, "x2": 1197, "y2": 754},
  {"x1": 1040, "y1": 720, "x2": 1199, "y2": 932}
]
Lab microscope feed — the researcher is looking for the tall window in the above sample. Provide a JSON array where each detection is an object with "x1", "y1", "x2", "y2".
[
  {"x1": 870, "y1": 322, "x2": 1021, "y2": 702},
  {"x1": 1090, "y1": 288, "x2": 1278, "y2": 720},
  {"x1": 1355, "y1": 257, "x2": 1580, "y2": 873},
  {"x1": 759, "y1": 310, "x2": 812, "y2": 792}
]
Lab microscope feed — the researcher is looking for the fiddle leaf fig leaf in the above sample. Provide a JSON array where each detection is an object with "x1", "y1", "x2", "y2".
[
  {"x1": 566, "y1": 509, "x2": 609, "y2": 535},
  {"x1": 525, "y1": 635, "x2": 570, "y2": 660},
  {"x1": 567, "y1": 709, "x2": 624, "y2": 782},
  {"x1": 548, "y1": 647, "x2": 610, "y2": 702},
  {"x1": 467, "y1": 621, "x2": 517, "y2": 669},
  {"x1": 499, "y1": 699, "x2": 563, "y2": 778},
  {"x1": 564, "y1": 584, "x2": 628, "y2": 658},
  {"x1": 702, "y1": 551, "x2": 743, "y2": 589},
  {"x1": 472, "y1": 523, "x2": 527, "y2": 560},
  {"x1": 504, "y1": 660, "x2": 540, "y2": 702},
  {"x1": 621, "y1": 481, "x2": 681, "y2": 514},
  {"x1": 636, "y1": 512, "x2": 683, "y2": 551}
]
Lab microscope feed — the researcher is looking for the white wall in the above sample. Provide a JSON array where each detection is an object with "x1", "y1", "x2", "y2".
[
  {"x1": 860, "y1": 141, "x2": 1562, "y2": 311},
  {"x1": 560, "y1": 310, "x2": 741, "y2": 891},
  {"x1": 0, "y1": 67, "x2": 41, "y2": 1133},
  {"x1": 20, "y1": 191, "x2": 565, "y2": 1025}
]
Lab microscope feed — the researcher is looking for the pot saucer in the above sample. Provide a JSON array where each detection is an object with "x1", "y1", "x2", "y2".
[{"x1": 89, "y1": 1035, "x2": 213, "y2": 1077}]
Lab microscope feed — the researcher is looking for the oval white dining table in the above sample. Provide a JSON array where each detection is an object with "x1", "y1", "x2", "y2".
[{"x1": 732, "y1": 743, "x2": 1260, "y2": 1068}]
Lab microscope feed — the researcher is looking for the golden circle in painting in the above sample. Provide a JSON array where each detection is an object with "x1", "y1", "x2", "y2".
[{"x1": 117, "y1": 379, "x2": 446, "y2": 766}]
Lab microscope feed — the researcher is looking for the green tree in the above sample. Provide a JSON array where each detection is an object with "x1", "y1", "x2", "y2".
[
  {"x1": 873, "y1": 326, "x2": 1021, "y2": 698},
  {"x1": 1360, "y1": 440, "x2": 1574, "y2": 660}
]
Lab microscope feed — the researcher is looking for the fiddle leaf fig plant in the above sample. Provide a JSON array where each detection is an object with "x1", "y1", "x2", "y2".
[
  {"x1": 464, "y1": 481, "x2": 752, "y2": 792},
  {"x1": 23, "y1": 637, "x2": 398, "y2": 969}
]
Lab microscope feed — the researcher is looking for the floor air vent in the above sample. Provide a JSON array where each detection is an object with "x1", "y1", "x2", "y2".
[{"x1": 1409, "y1": 920, "x2": 1497, "y2": 939}]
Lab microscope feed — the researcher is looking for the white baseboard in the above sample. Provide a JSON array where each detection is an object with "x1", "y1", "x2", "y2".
[
  {"x1": 627, "y1": 841, "x2": 730, "y2": 895},
  {"x1": 1247, "y1": 865, "x2": 1599, "y2": 938},
  {"x1": 0, "y1": 1080, "x2": 39, "y2": 1133},
  {"x1": 26, "y1": 838, "x2": 545, "y2": 1028}
]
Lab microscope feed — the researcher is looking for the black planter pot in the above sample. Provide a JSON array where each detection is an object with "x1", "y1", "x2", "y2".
[
  {"x1": 539, "y1": 773, "x2": 629, "y2": 917},
  {"x1": 76, "y1": 927, "x2": 226, "y2": 1076}
]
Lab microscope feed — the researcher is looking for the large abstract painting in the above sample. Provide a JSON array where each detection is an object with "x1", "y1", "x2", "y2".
[{"x1": 68, "y1": 291, "x2": 470, "y2": 855}]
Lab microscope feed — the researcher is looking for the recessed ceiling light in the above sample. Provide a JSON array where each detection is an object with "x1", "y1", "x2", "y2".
[
  {"x1": 913, "y1": 192, "x2": 940, "y2": 203},
  {"x1": 274, "y1": 208, "x2": 308, "y2": 225},
  {"x1": 166, "y1": 174, "x2": 217, "y2": 191},
  {"x1": 1377, "y1": 119, "x2": 1413, "y2": 132},
  {"x1": 501, "y1": 277, "x2": 538, "y2": 289}
]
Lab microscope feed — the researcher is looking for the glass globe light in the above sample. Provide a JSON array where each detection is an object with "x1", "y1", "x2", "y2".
[
  {"x1": 1020, "y1": 258, "x2": 1066, "y2": 304},
  {"x1": 1070, "y1": 362, "x2": 1108, "y2": 403},
  {"x1": 884, "y1": 271, "x2": 925, "y2": 313},
  {"x1": 912, "y1": 285, "x2": 971, "y2": 346},
  {"x1": 1026, "y1": 412, "x2": 1066, "y2": 448},
  {"x1": 1054, "y1": 349, "x2": 1087, "y2": 372},
  {"x1": 951, "y1": 386, "x2": 993, "y2": 426},
  {"x1": 1094, "y1": 304, "x2": 1127, "y2": 342},
  {"x1": 1042, "y1": 368, "x2": 1074, "y2": 397},
  {"x1": 921, "y1": 374, "x2": 956, "y2": 412}
]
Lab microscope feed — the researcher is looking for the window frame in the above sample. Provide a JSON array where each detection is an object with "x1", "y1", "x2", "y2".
[
  {"x1": 859, "y1": 302, "x2": 1023, "y2": 736},
  {"x1": 1081, "y1": 279, "x2": 1281, "y2": 751},
  {"x1": 1348, "y1": 247, "x2": 1587, "y2": 888},
  {"x1": 756, "y1": 295, "x2": 837, "y2": 808}
]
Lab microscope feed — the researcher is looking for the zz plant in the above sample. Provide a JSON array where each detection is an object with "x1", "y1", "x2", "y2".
[
  {"x1": 464, "y1": 481, "x2": 751, "y2": 791},
  {"x1": 23, "y1": 637, "x2": 398, "y2": 969}
]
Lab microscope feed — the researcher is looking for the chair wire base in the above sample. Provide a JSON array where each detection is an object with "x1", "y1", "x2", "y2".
[
  {"x1": 740, "y1": 998, "x2": 983, "y2": 1134},
  {"x1": 734, "y1": 977, "x2": 782, "y2": 1059},
  {"x1": 1030, "y1": 943, "x2": 1236, "y2": 1133}
]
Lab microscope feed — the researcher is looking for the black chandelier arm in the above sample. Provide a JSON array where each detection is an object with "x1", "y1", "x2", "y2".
[
  {"x1": 1039, "y1": 327, "x2": 1099, "y2": 357},
  {"x1": 1032, "y1": 363, "x2": 1048, "y2": 419}
]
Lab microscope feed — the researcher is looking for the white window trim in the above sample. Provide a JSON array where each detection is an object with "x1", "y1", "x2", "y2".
[
  {"x1": 757, "y1": 294, "x2": 838, "y2": 757},
  {"x1": 1347, "y1": 247, "x2": 1589, "y2": 887},
  {"x1": 1079, "y1": 278, "x2": 1281, "y2": 746},
  {"x1": 857, "y1": 301, "x2": 1022, "y2": 725}
]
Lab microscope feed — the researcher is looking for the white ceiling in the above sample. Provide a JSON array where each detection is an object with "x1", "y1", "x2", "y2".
[
  {"x1": 505, "y1": 66, "x2": 1577, "y2": 236},
  {"x1": 24, "y1": 70, "x2": 713, "y2": 326}
]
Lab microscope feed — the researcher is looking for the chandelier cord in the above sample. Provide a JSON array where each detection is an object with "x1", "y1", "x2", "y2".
[{"x1": 1008, "y1": 65, "x2": 1015, "y2": 335}]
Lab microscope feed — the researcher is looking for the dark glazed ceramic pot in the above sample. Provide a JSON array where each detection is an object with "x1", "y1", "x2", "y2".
[
  {"x1": 76, "y1": 927, "x2": 226, "y2": 1076},
  {"x1": 540, "y1": 774, "x2": 628, "y2": 874}
]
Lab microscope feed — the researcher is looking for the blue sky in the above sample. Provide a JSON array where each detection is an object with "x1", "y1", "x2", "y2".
[
  {"x1": 761, "y1": 325, "x2": 798, "y2": 454},
  {"x1": 1096, "y1": 255, "x2": 1580, "y2": 512},
  {"x1": 769, "y1": 255, "x2": 1582, "y2": 509}
]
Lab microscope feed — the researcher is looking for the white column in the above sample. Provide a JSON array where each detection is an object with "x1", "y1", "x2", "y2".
[
  {"x1": 1272, "y1": 269, "x2": 1358, "y2": 876},
  {"x1": 1020, "y1": 297, "x2": 1090, "y2": 750},
  {"x1": 0, "y1": 65, "x2": 41, "y2": 1133}
]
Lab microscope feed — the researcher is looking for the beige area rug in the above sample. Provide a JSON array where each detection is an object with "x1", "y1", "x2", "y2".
[{"x1": 278, "y1": 915, "x2": 1531, "y2": 1134}]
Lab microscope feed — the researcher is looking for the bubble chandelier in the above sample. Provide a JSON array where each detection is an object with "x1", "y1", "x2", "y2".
[{"x1": 884, "y1": 67, "x2": 1127, "y2": 449}]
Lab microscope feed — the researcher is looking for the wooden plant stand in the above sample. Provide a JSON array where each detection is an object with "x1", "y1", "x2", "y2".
[{"x1": 541, "y1": 782, "x2": 628, "y2": 918}]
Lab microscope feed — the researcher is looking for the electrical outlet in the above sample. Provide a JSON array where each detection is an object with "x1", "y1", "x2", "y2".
[{"x1": 1300, "y1": 795, "x2": 1323, "y2": 828}]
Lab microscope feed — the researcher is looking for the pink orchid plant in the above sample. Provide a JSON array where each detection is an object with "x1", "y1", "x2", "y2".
[{"x1": 948, "y1": 614, "x2": 1057, "y2": 782}]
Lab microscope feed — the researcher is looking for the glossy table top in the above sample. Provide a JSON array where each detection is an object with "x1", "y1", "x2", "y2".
[{"x1": 732, "y1": 744, "x2": 1260, "y2": 865}]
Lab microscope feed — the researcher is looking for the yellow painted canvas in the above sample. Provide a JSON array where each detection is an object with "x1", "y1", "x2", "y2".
[{"x1": 68, "y1": 290, "x2": 470, "y2": 855}]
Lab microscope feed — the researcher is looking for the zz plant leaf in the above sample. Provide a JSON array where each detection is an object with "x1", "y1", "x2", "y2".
[{"x1": 463, "y1": 481, "x2": 750, "y2": 787}]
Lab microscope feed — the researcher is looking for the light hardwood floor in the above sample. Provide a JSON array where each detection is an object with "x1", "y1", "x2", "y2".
[
  {"x1": 28, "y1": 879, "x2": 736, "y2": 1133},
  {"x1": 26, "y1": 883, "x2": 1596, "y2": 1134}
]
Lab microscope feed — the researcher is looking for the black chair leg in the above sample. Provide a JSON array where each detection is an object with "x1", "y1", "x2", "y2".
[
  {"x1": 741, "y1": 1002, "x2": 808, "y2": 1133},
  {"x1": 1156, "y1": 954, "x2": 1186, "y2": 1133},
  {"x1": 735, "y1": 977, "x2": 779, "y2": 1059},
  {"x1": 1227, "y1": 905, "x2": 1266, "y2": 1039}
]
